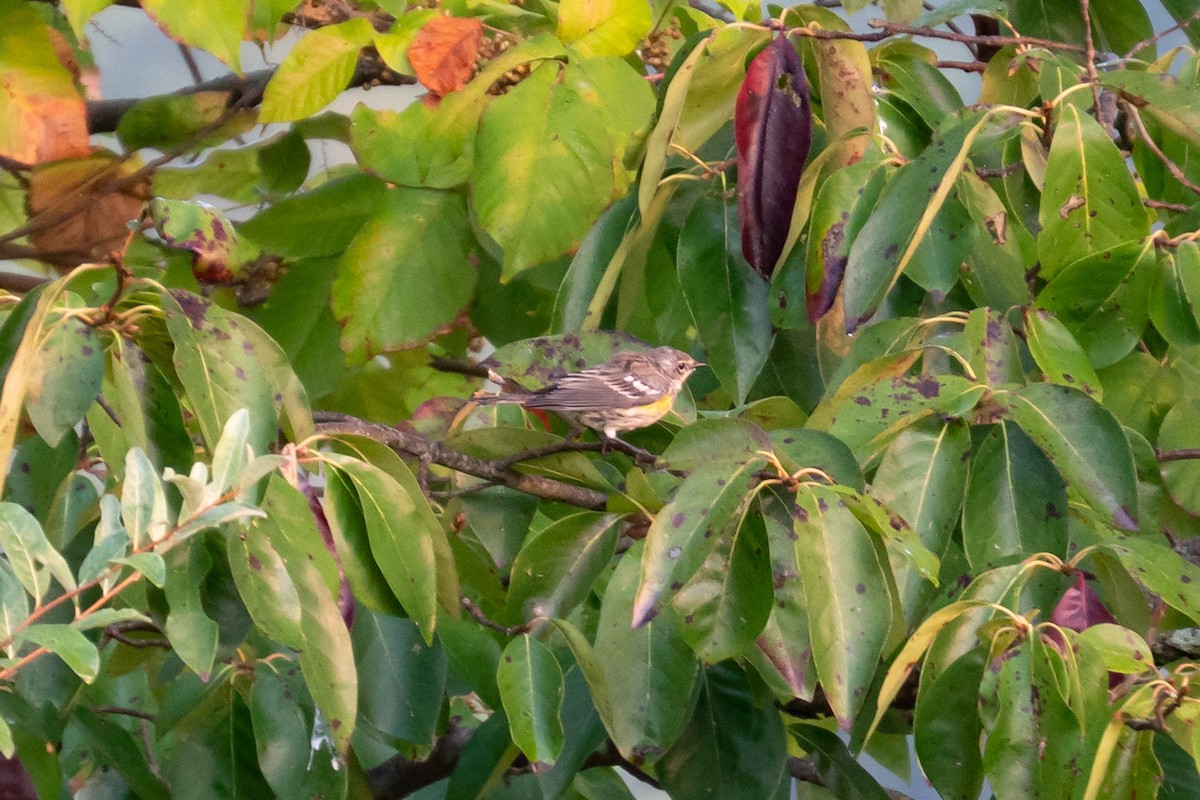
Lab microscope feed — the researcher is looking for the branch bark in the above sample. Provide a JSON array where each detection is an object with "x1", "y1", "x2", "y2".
[{"x1": 313, "y1": 413, "x2": 610, "y2": 510}]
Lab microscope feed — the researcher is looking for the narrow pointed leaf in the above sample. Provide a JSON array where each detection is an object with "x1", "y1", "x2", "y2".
[
  {"x1": 632, "y1": 454, "x2": 768, "y2": 627},
  {"x1": 1002, "y1": 383, "x2": 1138, "y2": 530},
  {"x1": 0, "y1": 501, "x2": 75, "y2": 603},
  {"x1": 20, "y1": 623, "x2": 99, "y2": 682},
  {"x1": 677, "y1": 193, "x2": 772, "y2": 404},
  {"x1": 498, "y1": 634, "x2": 565, "y2": 765},
  {"x1": 795, "y1": 485, "x2": 893, "y2": 726}
]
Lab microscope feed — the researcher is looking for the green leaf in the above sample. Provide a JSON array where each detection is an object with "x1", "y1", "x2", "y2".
[
  {"x1": 74, "y1": 706, "x2": 169, "y2": 800},
  {"x1": 160, "y1": 291, "x2": 280, "y2": 456},
  {"x1": 352, "y1": 609, "x2": 445, "y2": 751},
  {"x1": 472, "y1": 60, "x2": 615, "y2": 280},
  {"x1": 1100, "y1": 70, "x2": 1200, "y2": 149},
  {"x1": 595, "y1": 541, "x2": 698, "y2": 763},
  {"x1": 320, "y1": 469, "x2": 404, "y2": 615},
  {"x1": 498, "y1": 634, "x2": 566, "y2": 765},
  {"x1": 676, "y1": 192, "x2": 773, "y2": 404},
  {"x1": 962, "y1": 307, "x2": 1022, "y2": 388},
  {"x1": 1035, "y1": 241, "x2": 1153, "y2": 368},
  {"x1": 0, "y1": 558, "x2": 28, "y2": 654},
  {"x1": 795, "y1": 485, "x2": 894, "y2": 726},
  {"x1": 331, "y1": 187, "x2": 475, "y2": 361},
  {"x1": 557, "y1": 0, "x2": 652, "y2": 57},
  {"x1": 674, "y1": 508, "x2": 773, "y2": 663},
  {"x1": 249, "y1": 666, "x2": 348, "y2": 800},
  {"x1": 1099, "y1": 537, "x2": 1200, "y2": 623},
  {"x1": 1023, "y1": 307, "x2": 1102, "y2": 397},
  {"x1": 1037, "y1": 104, "x2": 1148, "y2": 279},
  {"x1": 1002, "y1": 383, "x2": 1138, "y2": 530},
  {"x1": 142, "y1": 0, "x2": 249, "y2": 69},
  {"x1": 117, "y1": 91, "x2": 253, "y2": 152},
  {"x1": 843, "y1": 111, "x2": 990, "y2": 329},
  {"x1": 914, "y1": 647, "x2": 985, "y2": 800},
  {"x1": 0, "y1": 501, "x2": 76, "y2": 603},
  {"x1": 790, "y1": 723, "x2": 890, "y2": 800},
  {"x1": 871, "y1": 419, "x2": 970, "y2": 619},
  {"x1": 20, "y1": 623, "x2": 99, "y2": 682},
  {"x1": 1150, "y1": 243, "x2": 1200, "y2": 349},
  {"x1": 164, "y1": 542, "x2": 220, "y2": 678},
  {"x1": 962, "y1": 422, "x2": 1068, "y2": 570},
  {"x1": 981, "y1": 636, "x2": 1082, "y2": 799},
  {"x1": 876, "y1": 47, "x2": 964, "y2": 128},
  {"x1": 116, "y1": 552, "x2": 166, "y2": 587},
  {"x1": 663, "y1": 417, "x2": 772, "y2": 471},
  {"x1": 226, "y1": 514, "x2": 302, "y2": 648},
  {"x1": 658, "y1": 664, "x2": 788, "y2": 797},
  {"x1": 259, "y1": 19, "x2": 374, "y2": 121},
  {"x1": 349, "y1": 96, "x2": 478, "y2": 189},
  {"x1": 260, "y1": 476, "x2": 357, "y2": 755},
  {"x1": 121, "y1": 448, "x2": 170, "y2": 548},
  {"x1": 324, "y1": 454, "x2": 439, "y2": 639},
  {"x1": 958, "y1": 172, "x2": 1033, "y2": 311},
  {"x1": 1161, "y1": 399, "x2": 1200, "y2": 516},
  {"x1": 25, "y1": 313, "x2": 102, "y2": 447},
  {"x1": 1074, "y1": 624, "x2": 1154, "y2": 674},
  {"x1": 632, "y1": 453, "x2": 768, "y2": 627},
  {"x1": 239, "y1": 173, "x2": 388, "y2": 258},
  {"x1": 551, "y1": 193, "x2": 639, "y2": 333},
  {"x1": 507, "y1": 512, "x2": 619, "y2": 623}
]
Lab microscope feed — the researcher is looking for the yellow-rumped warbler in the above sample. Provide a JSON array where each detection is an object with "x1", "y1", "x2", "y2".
[{"x1": 477, "y1": 346, "x2": 703, "y2": 440}]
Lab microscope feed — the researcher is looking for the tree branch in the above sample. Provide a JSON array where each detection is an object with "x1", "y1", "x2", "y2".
[{"x1": 313, "y1": 413, "x2": 610, "y2": 510}]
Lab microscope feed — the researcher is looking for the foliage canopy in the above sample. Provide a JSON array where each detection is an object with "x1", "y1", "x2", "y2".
[{"x1": 4, "y1": 0, "x2": 1200, "y2": 798}]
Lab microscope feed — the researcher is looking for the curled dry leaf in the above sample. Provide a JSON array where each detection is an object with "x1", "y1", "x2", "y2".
[
  {"x1": 734, "y1": 36, "x2": 812, "y2": 280},
  {"x1": 27, "y1": 154, "x2": 151, "y2": 269},
  {"x1": 408, "y1": 16, "x2": 484, "y2": 97}
]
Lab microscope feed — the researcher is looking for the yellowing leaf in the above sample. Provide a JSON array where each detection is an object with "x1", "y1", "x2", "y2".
[
  {"x1": 259, "y1": 18, "x2": 374, "y2": 122},
  {"x1": 142, "y1": 0, "x2": 250, "y2": 70},
  {"x1": 557, "y1": 0, "x2": 652, "y2": 57},
  {"x1": 0, "y1": 0, "x2": 89, "y2": 165}
]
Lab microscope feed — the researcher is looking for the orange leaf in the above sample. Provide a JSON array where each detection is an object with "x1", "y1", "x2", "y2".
[
  {"x1": 0, "y1": 8, "x2": 90, "y2": 164},
  {"x1": 407, "y1": 16, "x2": 482, "y2": 97}
]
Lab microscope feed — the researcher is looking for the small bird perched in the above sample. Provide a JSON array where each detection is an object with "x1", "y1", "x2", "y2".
[{"x1": 477, "y1": 346, "x2": 703, "y2": 441}]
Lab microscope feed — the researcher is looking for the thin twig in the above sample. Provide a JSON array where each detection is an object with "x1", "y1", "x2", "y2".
[
  {"x1": 314, "y1": 413, "x2": 610, "y2": 510},
  {"x1": 1127, "y1": 6, "x2": 1200, "y2": 58},
  {"x1": 177, "y1": 42, "x2": 204, "y2": 85},
  {"x1": 1079, "y1": 0, "x2": 1103, "y2": 114},
  {"x1": 936, "y1": 60, "x2": 987, "y2": 73},
  {"x1": 1158, "y1": 448, "x2": 1200, "y2": 462},
  {"x1": 1144, "y1": 198, "x2": 1190, "y2": 213},
  {"x1": 95, "y1": 705, "x2": 157, "y2": 721},
  {"x1": 461, "y1": 597, "x2": 531, "y2": 636},
  {"x1": 1128, "y1": 103, "x2": 1200, "y2": 197}
]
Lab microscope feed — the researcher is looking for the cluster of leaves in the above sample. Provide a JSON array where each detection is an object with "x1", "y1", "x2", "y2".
[{"x1": 7, "y1": 0, "x2": 1200, "y2": 798}]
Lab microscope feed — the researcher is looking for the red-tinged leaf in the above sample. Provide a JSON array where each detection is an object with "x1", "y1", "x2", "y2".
[
  {"x1": 735, "y1": 36, "x2": 812, "y2": 279},
  {"x1": 148, "y1": 198, "x2": 238, "y2": 284},
  {"x1": 408, "y1": 16, "x2": 483, "y2": 97},
  {"x1": 1051, "y1": 572, "x2": 1117, "y2": 632},
  {"x1": 0, "y1": 2, "x2": 90, "y2": 165}
]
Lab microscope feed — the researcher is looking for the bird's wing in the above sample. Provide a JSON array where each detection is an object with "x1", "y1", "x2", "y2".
[{"x1": 522, "y1": 366, "x2": 667, "y2": 411}]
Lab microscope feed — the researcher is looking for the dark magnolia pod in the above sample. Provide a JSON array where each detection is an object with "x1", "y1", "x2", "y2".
[{"x1": 735, "y1": 35, "x2": 812, "y2": 280}]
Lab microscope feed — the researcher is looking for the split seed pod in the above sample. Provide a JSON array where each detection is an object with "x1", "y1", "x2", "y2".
[{"x1": 734, "y1": 35, "x2": 812, "y2": 280}]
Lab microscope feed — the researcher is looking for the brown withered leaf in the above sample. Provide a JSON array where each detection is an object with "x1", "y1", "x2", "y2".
[
  {"x1": 408, "y1": 16, "x2": 483, "y2": 97},
  {"x1": 27, "y1": 153, "x2": 151, "y2": 269}
]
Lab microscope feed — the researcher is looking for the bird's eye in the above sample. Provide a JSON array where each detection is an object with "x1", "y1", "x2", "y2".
[{"x1": 677, "y1": 362, "x2": 688, "y2": 372}]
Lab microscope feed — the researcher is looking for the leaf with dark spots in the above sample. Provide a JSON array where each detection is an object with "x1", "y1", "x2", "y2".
[
  {"x1": 148, "y1": 197, "x2": 239, "y2": 283},
  {"x1": 1051, "y1": 573, "x2": 1116, "y2": 632},
  {"x1": 802, "y1": 155, "x2": 891, "y2": 321},
  {"x1": 735, "y1": 35, "x2": 812, "y2": 279},
  {"x1": 632, "y1": 456, "x2": 768, "y2": 628}
]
